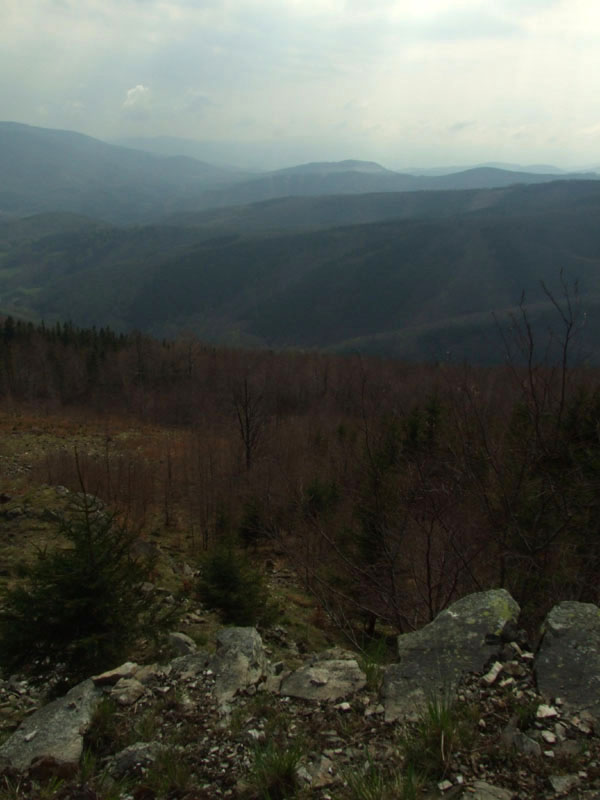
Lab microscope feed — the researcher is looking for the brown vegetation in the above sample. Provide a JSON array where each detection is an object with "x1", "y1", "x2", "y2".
[{"x1": 1, "y1": 308, "x2": 598, "y2": 643}]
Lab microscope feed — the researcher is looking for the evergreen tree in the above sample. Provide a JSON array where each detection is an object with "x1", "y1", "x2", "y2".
[{"x1": 0, "y1": 492, "x2": 170, "y2": 688}]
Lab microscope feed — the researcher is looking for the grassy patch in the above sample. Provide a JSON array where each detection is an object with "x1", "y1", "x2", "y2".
[
  {"x1": 247, "y1": 740, "x2": 303, "y2": 800},
  {"x1": 401, "y1": 691, "x2": 477, "y2": 780}
]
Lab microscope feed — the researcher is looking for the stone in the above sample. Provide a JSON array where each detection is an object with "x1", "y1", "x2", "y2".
[
  {"x1": 110, "y1": 742, "x2": 166, "y2": 778},
  {"x1": 549, "y1": 774, "x2": 579, "y2": 793},
  {"x1": 170, "y1": 650, "x2": 211, "y2": 677},
  {"x1": 382, "y1": 589, "x2": 520, "y2": 721},
  {"x1": 169, "y1": 631, "x2": 197, "y2": 656},
  {"x1": 536, "y1": 704, "x2": 558, "y2": 719},
  {"x1": 110, "y1": 678, "x2": 145, "y2": 706},
  {"x1": 92, "y1": 661, "x2": 139, "y2": 686},
  {"x1": 307, "y1": 755, "x2": 336, "y2": 787},
  {"x1": 535, "y1": 601, "x2": 600, "y2": 720},
  {"x1": 512, "y1": 732, "x2": 542, "y2": 757},
  {"x1": 211, "y1": 627, "x2": 268, "y2": 703},
  {"x1": 280, "y1": 659, "x2": 366, "y2": 702},
  {"x1": 459, "y1": 781, "x2": 514, "y2": 800},
  {"x1": 481, "y1": 661, "x2": 503, "y2": 685},
  {"x1": 0, "y1": 679, "x2": 102, "y2": 771}
]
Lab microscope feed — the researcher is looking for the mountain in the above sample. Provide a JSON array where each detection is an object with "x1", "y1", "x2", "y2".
[
  {"x1": 0, "y1": 122, "x2": 249, "y2": 224},
  {"x1": 2, "y1": 186, "x2": 600, "y2": 362},
  {"x1": 163, "y1": 179, "x2": 600, "y2": 234},
  {"x1": 407, "y1": 162, "x2": 566, "y2": 176},
  {"x1": 2, "y1": 122, "x2": 597, "y2": 224},
  {"x1": 161, "y1": 164, "x2": 599, "y2": 214}
]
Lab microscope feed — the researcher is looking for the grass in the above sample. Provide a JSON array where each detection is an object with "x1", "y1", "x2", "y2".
[
  {"x1": 344, "y1": 755, "x2": 421, "y2": 800},
  {"x1": 144, "y1": 747, "x2": 192, "y2": 798},
  {"x1": 401, "y1": 690, "x2": 477, "y2": 780},
  {"x1": 358, "y1": 636, "x2": 391, "y2": 692},
  {"x1": 248, "y1": 740, "x2": 303, "y2": 800},
  {"x1": 84, "y1": 697, "x2": 129, "y2": 757}
]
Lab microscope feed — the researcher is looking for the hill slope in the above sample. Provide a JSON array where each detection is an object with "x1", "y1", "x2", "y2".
[{"x1": 1, "y1": 196, "x2": 599, "y2": 362}]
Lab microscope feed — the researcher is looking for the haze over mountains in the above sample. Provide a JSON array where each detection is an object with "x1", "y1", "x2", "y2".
[{"x1": 1, "y1": 120, "x2": 599, "y2": 364}]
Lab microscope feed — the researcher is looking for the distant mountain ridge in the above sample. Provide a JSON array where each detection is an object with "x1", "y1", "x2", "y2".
[{"x1": 1, "y1": 121, "x2": 597, "y2": 224}]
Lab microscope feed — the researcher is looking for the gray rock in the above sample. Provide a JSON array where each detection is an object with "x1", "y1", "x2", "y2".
[
  {"x1": 110, "y1": 741, "x2": 166, "y2": 778},
  {"x1": 459, "y1": 781, "x2": 514, "y2": 800},
  {"x1": 549, "y1": 774, "x2": 579, "y2": 794},
  {"x1": 170, "y1": 650, "x2": 211, "y2": 677},
  {"x1": 280, "y1": 659, "x2": 366, "y2": 702},
  {"x1": 92, "y1": 661, "x2": 139, "y2": 686},
  {"x1": 110, "y1": 677, "x2": 145, "y2": 706},
  {"x1": 212, "y1": 627, "x2": 268, "y2": 703},
  {"x1": 169, "y1": 631, "x2": 198, "y2": 656},
  {"x1": 512, "y1": 732, "x2": 542, "y2": 758},
  {"x1": 0, "y1": 679, "x2": 102, "y2": 771},
  {"x1": 535, "y1": 601, "x2": 600, "y2": 720},
  {"x1": 382, "y1": 589, "x2": 520, "y2": 722}
]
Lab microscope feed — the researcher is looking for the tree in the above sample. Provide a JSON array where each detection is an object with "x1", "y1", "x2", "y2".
[
  {"x1": 0, "y1": 491, "x2": 170, "y2": 689},
  {"x1": 232, "y1": 375, "x2": 265, "y2": 471}
]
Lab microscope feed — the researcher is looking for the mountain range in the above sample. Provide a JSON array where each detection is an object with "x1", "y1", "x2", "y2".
[{"x1": 1, "y1": 120, "x2": 599, "y2": 364}]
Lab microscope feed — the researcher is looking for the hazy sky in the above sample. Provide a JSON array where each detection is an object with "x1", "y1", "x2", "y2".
[{"x1": 3, "y1": 0, "x2": 600, "y2": 168}]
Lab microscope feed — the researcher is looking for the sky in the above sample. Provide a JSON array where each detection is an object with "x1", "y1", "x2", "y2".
[{"x1": 3, "y1": 0, "x2": 600, "y2": 169}]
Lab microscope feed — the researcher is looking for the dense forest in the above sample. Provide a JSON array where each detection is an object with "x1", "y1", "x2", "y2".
[{"x1": 1, "y1": 307, "x2": 598, "y2": 640}]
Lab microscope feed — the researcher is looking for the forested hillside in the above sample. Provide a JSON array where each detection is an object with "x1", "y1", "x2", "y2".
[
  {"x1": 1, "y1": 315, "x2": 598, "y2": 633},
  {"x1": 1, "y1": 189, "x2": 600, "y2": 362}
]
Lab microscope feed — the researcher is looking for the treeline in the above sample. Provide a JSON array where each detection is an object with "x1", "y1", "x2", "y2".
[{"x1": 2, "y1": 313, "x2": 599, "y2": 639}]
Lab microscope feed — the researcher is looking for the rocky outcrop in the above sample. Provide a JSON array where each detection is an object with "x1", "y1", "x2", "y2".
[
  {"x1": 2, "y1": 596, "x2": 600, "y2": 799},
  {"x1": 535, "y1": 600, "x2": 600, "y2": 720},
  {"x1": 280, "y1": 656, "x2": 366, "y2": 702},
  {"x1": 0, "y1": 679, "x2": 102, "y2": 771},
  {"x1": 211, "y1": 626, "x2": 269, "y2": 703},
  {"x1": 382, "y1": 588, "x2": 520, "y2": 721}
]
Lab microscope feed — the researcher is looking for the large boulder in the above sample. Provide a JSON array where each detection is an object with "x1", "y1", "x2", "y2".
[
  {"x1": 535, "y1": 600, "x2": 600, "y2": 720},
  {"x1": 0, "y1": 679, "x2": 102, "y2": 771},
  {"x1": 281, "y1": 658, "x2": 366, "y2": 702},
  {"x1": 211, "y1": 627, "x2": 268, "y2": 703},
  {"x1": 382, "y1": 589, "x2": 520, "y2": 722}
]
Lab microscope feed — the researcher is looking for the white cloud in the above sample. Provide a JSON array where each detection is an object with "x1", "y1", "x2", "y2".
[{"x1": 122, "y1": 84, "x2": 151, "y2": 109}]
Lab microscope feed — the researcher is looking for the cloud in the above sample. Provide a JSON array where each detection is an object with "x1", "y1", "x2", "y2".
[
  {"x1": 448, "y1": 120, "x2": 476, "y2": 133},
  {"x1": 122, "y1": 84, "x2": 151, "y2": 109}
]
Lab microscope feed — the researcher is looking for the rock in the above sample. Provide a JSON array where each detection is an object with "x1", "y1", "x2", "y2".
[
  {"x1": 535, "y1": 601, "x2": 600, "y2": 720},
  {"x1": 549, "y1": 774, "x2": 579, "y2": 794},
  {"x1": 0, "y1": 679, "x2": 102, "y2": 771},
  {"x1": 92, "y1": 661, "x2": 139, "y2": 686},
  {"x1": 481, "y1": 661, "x2": 503, "y2": 685},
  {"x1": 110, "y1": 678, "x2": 145, "y2": 706},
  {"x1": 536, "y1": 704, "x2": 558, "y2": 719},
  {"x1": 169, "y1": 631, "x2": 198, "y2": 656},
  {"x1": 280, "y1": 659, "x2": 366, "y2": 702},
  {"x1": 170, "y1": 650, "x2": 211, "y2": 677},
  {"x1": 110, "y1": 742, "x2": 166, "y2": 778},
  {"x1": 212, "y1": 627, "x2": 268, "y2": 703},
  {"x1": 512, "y1": 732, "x2": 542, "y2": 757},
  {"x1": 459, "y1": 781, "x2": 514, "y2": 800},
  {"x1": 306, "y1": 755, "x2": 336, "y2": 787},
  {"x1": 382, "y1": 589, "x2": 520, "y2": 721}
]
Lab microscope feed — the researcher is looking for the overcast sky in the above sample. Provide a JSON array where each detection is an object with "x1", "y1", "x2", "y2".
[{"x1": 3, "y1": 0, "x2": 600, "y2": 168}]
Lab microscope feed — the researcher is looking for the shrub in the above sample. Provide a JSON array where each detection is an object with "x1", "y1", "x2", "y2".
[
  {"x1": 197, "y1": 543, "x2": 269, "y2": 625},
  {"x1": 0, "y1": 493, "x2": 170, "y2": 689}
]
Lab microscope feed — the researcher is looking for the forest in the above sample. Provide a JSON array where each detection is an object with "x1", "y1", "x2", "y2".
[{"x1": 1, "y1": 294, "x2": 597, "y2": 646}]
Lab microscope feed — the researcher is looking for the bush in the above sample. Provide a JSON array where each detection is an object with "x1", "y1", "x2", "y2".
[
  {"x1": 0, "y1": 493, "x2": 170, "y2": 689},
  {"x1": 197, "y1": 544, "x2": 268, "y2": 625}
]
